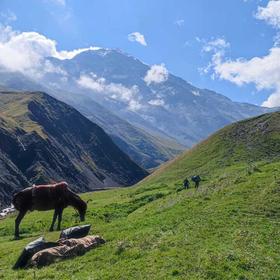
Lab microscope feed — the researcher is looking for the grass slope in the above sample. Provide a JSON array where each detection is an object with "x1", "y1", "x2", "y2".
[
  {"x1": 1, "y1": 112, "x2": 280, "y2": 279},
  {"x1": 0, "y1": 92, "x2": 46, "y2": 137}
]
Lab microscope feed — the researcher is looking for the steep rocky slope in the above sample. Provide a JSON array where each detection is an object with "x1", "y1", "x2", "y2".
[
  {"x1": 56, "y1": 92, "x2": 184, "y2": 169},
  {"x1": 0, "y1": 75, "x2": 184, "y2": 169},
  {"x1": 0, "y1": 91, "x2": 148, "y2": 205}
]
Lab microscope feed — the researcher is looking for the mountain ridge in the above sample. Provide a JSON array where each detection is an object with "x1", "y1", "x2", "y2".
[
  {"x1": 45, "y1": 48, "x2": 276, "y2": 146},
  {"x1": 0, "y1": 78, "x2": 185, "y2": 169},
  {"x1": 0, "y1": 90, "x2": 148, "y2": 205},
  {"x1": 0, "y1": 48, "x2": 277, "y2": 168}
]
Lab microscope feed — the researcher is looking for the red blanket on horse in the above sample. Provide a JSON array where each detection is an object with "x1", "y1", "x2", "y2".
[{"x1": 30, "y1": 182, "x2": 69, "y2": 211}]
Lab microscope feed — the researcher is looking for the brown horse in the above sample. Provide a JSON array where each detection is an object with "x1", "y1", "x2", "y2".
[{"x1": 12, "y1": 182, "x2": 87, "y2": 239}]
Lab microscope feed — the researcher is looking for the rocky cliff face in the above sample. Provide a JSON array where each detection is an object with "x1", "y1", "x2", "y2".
[{"x1": 0, "y1": 91, "x2": 148, "y2": 205}]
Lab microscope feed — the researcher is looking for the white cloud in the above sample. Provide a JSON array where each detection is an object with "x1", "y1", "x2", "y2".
[
  {"x1": 77, "y1": 73, "x2": 142, "y2": 111},
  {"x1": 56, "y1": 46, "x2": 101, "y2": 59},
  {"x1": 0, "y1": 25, "x2": 99, "y2": 77},
  {"x1": 77, "y1": 74, "x2": 105, "y2": 92},
  {"x1": 144, "y1": 64, "x2": 169, "y2": 85},
  {"x1": 44, "y1": 60, "x2": 67, "y2": 75},
  {"x1": 202, "y1": 38, "x2": 230, "y2": 53},
  {"x1": 0, "y1": 26, "x2": 57, "y2": 75},
  {"x1": 256, "y1": 0, "x2": 280, "y2": 47},
  {"x1": 0, "y1": 10, "x2": 17, "y2": 23},
  {"x1": 200, "y1": 38, "x2": 230, "y2": 77},
  {"x1": 128, "y1": 32, "x2": 147, "y2": 46},
  {"x1": 255, "y1": 0, "x2": 280, "y2": 28},
  {"x1": 202, "y1": 2, "x2": 280, "y2": 107},
  {"x1": 210, "y1": 47, "x2": 280, "y2": 107},
  {"x1": 274, "y1": 32, "x2": 280, "y2": 46},
  {"x1": 174, "y1": 19, "x2": 185, "y2": 27},
  {"x1": 148, "y1": 99, "x2": 165, "y2": 106},
  {"x1": 192, "y1": 90, "x2": 200, "y2": 96}
]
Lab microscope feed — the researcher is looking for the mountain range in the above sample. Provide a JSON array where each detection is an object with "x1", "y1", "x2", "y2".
[
  {"x1": 46, "y1": 49, "x2": 275, "y2": 146},
  {"x1": 0, "y1": 48, "x2": 277, "y2": 170}
]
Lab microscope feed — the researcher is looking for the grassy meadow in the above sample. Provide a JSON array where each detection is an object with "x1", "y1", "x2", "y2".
[{"x1": 1, "y1": 113, "x2": 280, "y2": 279}]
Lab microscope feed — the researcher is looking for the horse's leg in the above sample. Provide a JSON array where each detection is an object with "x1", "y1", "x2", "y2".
[
  {"x1": 14, "y1": 210, "x2": 27, "y2": 239},
  {"x1": 49, "y1": 209, "x2": 58, "y2": 232},
  {"x1": 57, "y1": 208, "x2": 63, "y2": 231}
]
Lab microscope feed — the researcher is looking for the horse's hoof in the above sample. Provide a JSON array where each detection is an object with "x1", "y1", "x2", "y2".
[
  {"x1": 13, "y1": 236, "x2": 20, "y2": 240},
  {"x1": 49, "y1": 228, "x2": 54, "y2": 232}
]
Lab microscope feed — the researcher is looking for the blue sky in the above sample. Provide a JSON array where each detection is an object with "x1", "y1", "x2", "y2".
[{"x1": 0, "y1": 0, "x2": 279, "y2": 106}]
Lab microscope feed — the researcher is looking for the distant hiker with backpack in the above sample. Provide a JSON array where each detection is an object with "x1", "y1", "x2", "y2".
[
  {"x1": 191, "y1": 175, "x2": 201, "y2": 189},
  {"x1": 183, "y1": 178, "x2": 190, "y2": 189}
]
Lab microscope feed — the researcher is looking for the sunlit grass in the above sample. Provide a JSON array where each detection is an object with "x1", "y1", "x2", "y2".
[{"x1": 1, "y1": 112, "x2": 280, "y2": 279}]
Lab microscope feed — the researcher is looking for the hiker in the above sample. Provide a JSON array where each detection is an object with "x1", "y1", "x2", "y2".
[
  {"x1": 191, "y1": 175, "x2": 201, "y2": 189},
  {"x1": 183, "y1": 178, "x2": 190, "y2": 189}
]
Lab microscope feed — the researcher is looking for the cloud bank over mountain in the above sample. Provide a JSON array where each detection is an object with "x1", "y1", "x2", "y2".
[
  {"x1": 77, "y1": 73, "x2": 142, "y2": 111},
  {"x1": 0, "y1": 24, "x2": 99, "y2": 77},
  {"x1": 144, "y1": 64, "x2": 169, "y2": 85}
]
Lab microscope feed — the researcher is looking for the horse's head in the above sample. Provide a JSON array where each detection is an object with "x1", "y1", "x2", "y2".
[
  {"x1": 68, "y1": 189, "x2": 90, "y2": 222},
  {"x1": 78, "y1": 199, "x2": 87, "y2": 222}
]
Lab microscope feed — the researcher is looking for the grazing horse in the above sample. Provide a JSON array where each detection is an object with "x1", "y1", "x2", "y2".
[{"x1": 12, "y1": 182, "x2": 87, "y2": 239}]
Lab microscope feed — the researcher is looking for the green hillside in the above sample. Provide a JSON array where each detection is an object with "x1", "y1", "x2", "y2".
[{"x1": 1, "y1": 112, "x2": 280, "y2": 279}]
